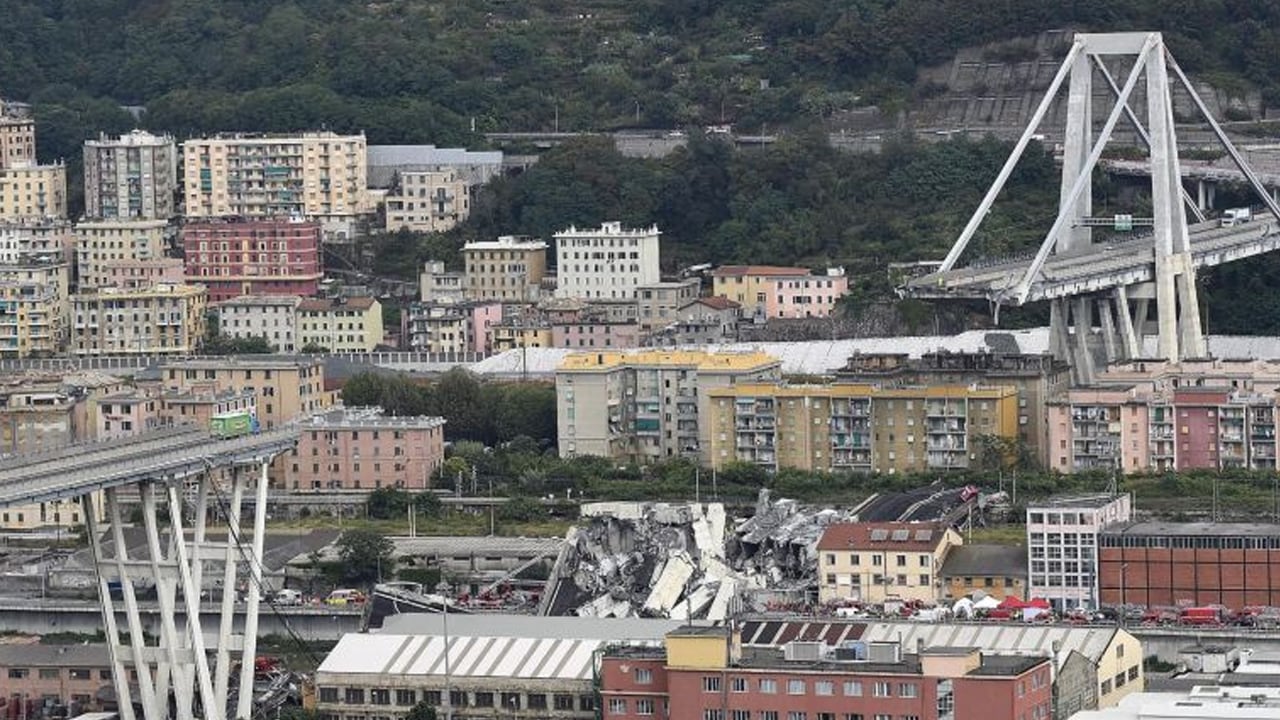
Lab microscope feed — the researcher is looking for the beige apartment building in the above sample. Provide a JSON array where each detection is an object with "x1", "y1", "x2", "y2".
[
  {"x1": 0, "y1": 107, "x2": 36, "y2": 169},
  {"x1": 0, "y1": 162, "x2": 67, "y2": 220},
  {"x1": 385, "y1": 169, "x2": 470, "y2": 232},
  {"x1": 406, "y1": 302, "x2": 471, "y2": 354},
  {"x1": 556, "y1": 350, "x2": 782, "y2": 464},
  {"x1": 159, "y1": 356, "x2": 329, "y2": 429},
  {"x1": 73, "y1": 218, "x2": 169, "y2": 290},
  {"x1": 99, "y1": 257, "x2": 184, "y2": 290},
  {"x1": 83, "y1": 130, "x2": 179, "y2": 220},
  {"x1": 70, "y1": 282, "x2": 207, "y2": 356},
  {"x1": 181, "y1": 132, "x2": 369, "y2": 222},
  {"x1": 636, "y1": 278, "x2": 701, "y2": 333},
  {"x1": 0, "y1": 277, "x2": 66, "y2": 357},
  {"x1": 0, "y1": 219, "x2": 74, "y2": 264},
  {"x1": 463, "y1": 235, "x2": 547, "y2": 301},
  {"x1": 707, "y1": 383, "x2": 1020, "y2": 475},
  {"x1": 285, "y1": 407, "x2": 447, "y2": 491},
  {"x1": 296, "y1": 296, "x2": 384, "y2": 352},
  {"x1": 817, "y1": 521, "x2": 963, "y2": 604},
  {"x1": 216, "y1": 294, "x2": 302, "y2": 352}
]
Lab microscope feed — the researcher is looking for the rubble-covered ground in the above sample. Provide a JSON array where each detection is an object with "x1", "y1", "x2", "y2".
[{"x1": 537, "y1": 491, "x2": 854, "y2": 620}]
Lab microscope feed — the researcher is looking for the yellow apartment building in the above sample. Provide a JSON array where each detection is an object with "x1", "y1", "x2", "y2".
[
  {"x1": 556, "y1": 349, "x2": 782, "y2": 464},
  {"x1": 181, "y1": 132, "x2": 368, "y2": 221},
  {"x1": 817, "y1": 521, "x2": 963, "y2": 604},
  {"x1": 70, "y1": 282, "x2": 207, "y2": 356},
  {"x1": 0, "y1": 109, "x2": 36, "y2": 170},
  {"x1": 159, "y1": 356, "x2": 329, "y2": 429},
  {"x1": 73, "y1": 219, "x2": 169, "y2": 290},
  {"x1": 463, "y1": 235, "x2": 547, "y2": 301},
  {"x1": 385, "y1": 169, "x2": 470, "y2": 233},
  {"x1": 0, "y1": 162, "x2": 67, "y2": 220},
  {"x1": 706, "y1": 383, "x2": 1019, "y2": 474},
  {"x1": 296, "y1": 296, "x2": 384, "y2": 352},
  {"x1": 0, "y1": 260, "x2": 69, "y2": 357}
]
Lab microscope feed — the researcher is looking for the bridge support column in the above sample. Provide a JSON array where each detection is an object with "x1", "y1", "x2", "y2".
[
  {"x1": 86, "y1": 463, "x2": 278, "y2": 720},
  {"x1": 1197, "y1": 180, "x2": 1217, "y2": 211},
  {"x1": 1114, "y1": 286, "x2": 1140, "y2": 360}
]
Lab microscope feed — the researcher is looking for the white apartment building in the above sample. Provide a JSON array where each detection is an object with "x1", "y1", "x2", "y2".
[
  {"x1": 215, "y1": 295, "x2": 302, "y2": 352},
  {"x1": 1026, "y1": 493, "x2": 1132, "y2": 611},
  {"x1": 419, "y1": 260, "x2": 466, "y2": 304},
  {"x1": 384, "y1": 169, "x2": 470, "y2": 233},
  {"x1": 181, "y1": 132, "x2": 368, "y2": 226},
  {"x1": 83, "y1": 130, "x2": 179, "y2": 220},
  {"x1": 554, "y1": 221, "x2": 660, "y2": 300},
  {"x1": 73, "y1": 219, "x2": 169, "y2": 291}
]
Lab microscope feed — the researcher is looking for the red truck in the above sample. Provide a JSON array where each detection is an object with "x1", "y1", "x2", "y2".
[{"x1": 1178, "y1": 606, "x2": 1226, "y2": 626}]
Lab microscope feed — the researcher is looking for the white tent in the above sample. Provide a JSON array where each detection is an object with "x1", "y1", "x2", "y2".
[{"x1": 974, "y1": 595, "x2": 1001, "y2": 610}]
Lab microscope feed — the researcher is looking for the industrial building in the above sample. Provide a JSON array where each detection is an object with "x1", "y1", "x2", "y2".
[{"x1": 1069, "y1": 686, "x2": 1280, "y2": 720}]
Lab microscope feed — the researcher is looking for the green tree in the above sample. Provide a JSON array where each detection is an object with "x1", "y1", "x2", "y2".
[
  {"x1": 334, "y1": 528, "x2": 394, "y2": 586},
  {"x1": 366, "y1": 487, "x2": 411, "y2": 520},
  {"x1": 405, "y1": 700, "x2": 438, "y2": 720}
]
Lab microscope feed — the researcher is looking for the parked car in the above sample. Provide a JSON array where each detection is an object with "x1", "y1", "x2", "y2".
[
  {"x1": 274, "y1": 589, "x2": 304, "y2": 606},
  {"x1": 325, "y1": 589, "x2": 367, "y2": 605}
]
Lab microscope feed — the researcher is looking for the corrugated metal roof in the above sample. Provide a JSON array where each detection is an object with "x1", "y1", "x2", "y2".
[
  {"x1": 859, "y1": 621, "x2": 1119, "y2": 668},
  {"x1": 377, "y1": 613, "x2": 682, "y2": 639},
  {"x1": 738, "y1": 619, "x2": 865, "y2": 647},
  {"x1": 319, "y1": 633, "x2": 654, "y2": 680}
]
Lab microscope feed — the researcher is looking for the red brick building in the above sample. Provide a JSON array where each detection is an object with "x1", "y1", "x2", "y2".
[
  {"x1": 1099, "y1": 521, "x2": 1280, "y2": 609},
  {"x1": 600, "y1": 626, "x2": 1052, "y2": 720},
  {"x1": 181, "y1": 218, "x2": 322, "y2": 301}
]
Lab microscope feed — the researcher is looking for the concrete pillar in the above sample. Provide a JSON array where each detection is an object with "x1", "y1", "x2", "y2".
[
  {"x1": 1198, "y1": 180, "x2": 1207, "y2": 211},
  {"x1": 1115, "y1": 286, "x2": 1140, "y2": 360},
  {"x1": 1073, "y1": 297, "x2": 1096, "y2": 384}
]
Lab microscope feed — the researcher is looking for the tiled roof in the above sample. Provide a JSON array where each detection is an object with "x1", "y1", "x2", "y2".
[
  {"x1": 817, "y1": 521, "x2": 950, "y2": 552},
  {"x1": 687, "y1": 296, "x2": 741, "y2": 310},
  {"x1": 711, "y1": 265, "x2": 813, "y2": 278},
  {"x1": 939, "y1": 545, "x2": 1028, "y2": 579}
]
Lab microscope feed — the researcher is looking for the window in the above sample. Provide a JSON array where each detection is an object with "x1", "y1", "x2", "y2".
[
  {"x1": 787, "y1": 679, "x2": 806, "y2": 695},
  {"x1": 731, "y1": 711, "x2": 749, "y2": 720},
  {"x1": 580, "y1": 695, "x2": 596, "y2": 711},
  {"x1": 1127, "y1": 666, "x2": 1139, "y2": 681},
  {"x1": 501, "y1": 693, "x2": 521, "y2": 710},
  {"x1": 759, "y1": 678, "x2": 777, "y2": 694},
  {"x1": 874, "y1": 716, "x2": 892, "y2": 720},
  {"x1": 703, "y1": 676, "x2": 722, "y2": 692},
  {"x1": 39, "y1": 668, "x2": 60, "y2": 679},
  {"x1": 395, "y1": 690, "x2": 416, "y2": 706},
  {"x1": 609, "y1": 699, "x2": 627, "y2": 715},
  {"x1": 1100, "y1": 680, "x2": 1112, "y2": 695},
  {"x1": 638, "y1": 700, "x2": 656, "y2": 716},
  {"x1": 704, "y1": 711, "x2": 724, "y2": 720},
  {"x1": 897, "y1": 555, "x2": 907, "y2": 567},
  {"x1": 787, "y1": 713, "x2": 806, "y2": 720},
  {"x1": 8, "y1": 669, "x2": 28, "y2": 679},
  {"x1": 1117, "y1": 644, "x2": 1125, "y2": 658},
  {"x1": 815, "y1": 681, "x2": 834, "y2": 696},
  {"x1": 843, "y1": 680, "x2": 863, "y2": 696},
  {"x1": 100, "y1": 670, "x2": 113, "y2": 680},
  {"x1": 731, "y1": 677, "x2": 748, "y2": 693},
  {"x1": 873, "y1": 682, "x2": 891, "y2": 697},
  {"x1": 901, "y1": 716, "x2": 920, "y2": 720},
  {"x1": 919, "y1": 575, "x2": 930, "y2": 586},
  {"x1": 760, "y1": 713, "x2": 779, "y2": 720},
  {"x1": 554, "y1": 695, "x2": 575, "y2": 711},
  {"x1": 844, "y1": 715, "x2": 865, "y2": 720},
  {"x1": 69, "y1": 668, "x2": 91, "y2": 680},
  {"x1": 370, "y1": 689, "x2": 390, "y2": 705},
  {"x1": 318, "y1": 688, "x2": 339, "y2": 703},
  {"x1": 898, "y1": 683, "x2": 918, "y2": 698},
  {"x1": 343, "y1": 689, "x2": 364, "y2": 705},
  {"x1": 636, "y1": 668, "x2": 654, "y2": 684}
]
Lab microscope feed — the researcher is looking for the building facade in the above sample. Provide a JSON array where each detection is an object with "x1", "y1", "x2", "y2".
[
  {"x1": 939, "y1": 544, "x2": 1029, "y2": 601},
  {"x1": 70, "y1": 283, "x2": 207, "y2": 356},
  {"x1": 98, "y1": 257, "x2": 185, "y2": 290},
  {"x1": 556, "y1": 350, "x2": 782, "y2": 464},
  {"x1": 817, "y1": 521, "x2": 963, "y2": 604},
  {"x1": 419, "y1": 260, "x2": 466, "y2": 304},
  {"x1": 385, "y1": 169, "x2": 470, "y2": 233},
  {"x1": 0, "y1": 162, "x2": 67, "y2": 220},
  {"x1": 181, "y1": 132, "x2": 368, "y2": 223},
  {"x1": 285, "y1": 408, "x2": 446, "y2": 491},
  {"x1": 73, "y1": 219, "x2": 169, "y2": 291},
  {"x1": 636, "y1": 278, "x2": 701, "y2": 332},
  {"x1": 159, "y1": 357, "x2": 328, "y2": 429},
  {"x1": 464, "y1": 235, "x2": 547, "y2": 301},
  {"x1": 215, "y1": 295, "x2": 302, "y2": 352},
  {"x1": 711, "y1": 265, "x2": 848, "y2": 320},
  {"x1": 706, "y1": 383, "x2": 1019, "y2": 475},
  {"x1": 554, "y1": 222, "x2": 660, "y2": 300},
  {"x1": 0, "y1": 643, "x2": 113, "y2": 716},
  {"x1": 83, "y1": 130, "x2": 178, "y2": 220},
  {"x1": 0, "y1": 106, "x2": 36, "y2": 169},
  {"x1": 296, "y1": 296, "x2": 383, "y2": 352},
  {"x1": 406, "y1": 302, "x2": 471, "y2": 354},
  {"x1": 1026, "y1": 494, "x2": 1133, "y2": 611},
  {"x1": 1098, "y1": 521, "x2": 1280, "y2": 609},
  {"x1": 0, "y1": 260, "x2": 69, "y2": 357},
  {"x1": 181, "y1": 218, "x2": 323, "y2": 301}
]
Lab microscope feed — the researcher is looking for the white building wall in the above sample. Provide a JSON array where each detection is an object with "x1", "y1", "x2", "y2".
[{"x1": 554, "y1": 222, "x2": 660, "y2": 300}]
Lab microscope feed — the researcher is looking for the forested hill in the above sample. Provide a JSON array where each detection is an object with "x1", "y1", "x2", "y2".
[{"x1": 6, "y1": 0, "x2": 1280, "y2": 158}]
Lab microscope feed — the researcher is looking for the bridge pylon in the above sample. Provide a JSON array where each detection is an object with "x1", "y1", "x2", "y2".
[{"x1": 919, "y1": 32, "x2": 1280, "y2": 383}]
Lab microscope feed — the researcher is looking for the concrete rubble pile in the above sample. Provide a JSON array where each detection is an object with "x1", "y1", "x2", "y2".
[{"x1": 540, "y1": 491, "x2": 851, "y2": 620}]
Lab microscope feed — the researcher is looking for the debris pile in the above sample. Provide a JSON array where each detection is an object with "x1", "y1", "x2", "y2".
[{"x1": 539, "y1": 492, "x2": 853, "y2": 620}]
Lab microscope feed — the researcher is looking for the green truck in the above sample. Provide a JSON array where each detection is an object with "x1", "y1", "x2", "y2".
[{"x1": 210, "y1": 411, "x2": 257, "y2": 438}]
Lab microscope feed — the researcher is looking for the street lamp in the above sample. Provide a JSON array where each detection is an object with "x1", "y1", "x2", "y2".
[{"x1": 436, "y1": 580, "x2": 454, "y2": 720}]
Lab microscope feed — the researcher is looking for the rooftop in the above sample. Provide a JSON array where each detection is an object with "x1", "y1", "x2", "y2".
[
  {"x1": 966, "y1": 654, "x2": 1049, "y2": 677},
  {"x1": 684, "y1": 296, "x2": 741, "y2": 311},
  {"x1": 557, "y1": 349, "x2": 779, "y2": 372},
  {"x1": 554, "y1": 221, "x2": 660, "y2": 238},
  {"x1": 817, "y1": 521, "x2": 951, "y2": 552},
  {"x1": 0, "y1": 643, "x2": 109, "y2": 667},
  {"x1": 216, "y1": 295, "x2": 303, "y2": 308},
  {"x1": 160, "y1": 356, "x2": 322, "y2": 370},
  {"x1": 297, "y1": 296, "x2": 377, "y2": 312},
  {"x1": 1028, "y1": 494, "x2": 1126, "y2": 510},
  {"x1": 712, "y1": 265, "x2": 814, "y2": 278},
  {"x1": 737, "y1": 645, "x2": 923, "y2": 675},
  {"x1": 739, "y1": 619, "x2": 865, "y2": 647},
  {"x1": 376, "y1": 613, "x2": 680, "y2": 640},
  {"x1": 72, "y1": 282, "x2": 205, "y2": 300},
  {"x1": 86, "y1": 129, "x2": 173, "y2": 147},
  {"x1": 305, "y1": 407, "x2": 446, "y2": 430},
  {"x1": 940, "y1": 545, "x2": 1028, "y2": 579},
  {"x1": 1101, "y1": 521, "x2": 1280, "y2": 538},
  {"x1": 463, "y1": 235, "x2": 547, "y2": 251},
  {"x1": 860, "y1": 621, "x2": 1122, "y2": 668}
]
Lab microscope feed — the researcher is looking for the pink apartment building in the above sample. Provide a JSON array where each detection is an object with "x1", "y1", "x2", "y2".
[
  {"x1": 0, "y1": 643, "x2": 115, "y2": 715},
  {"x1": 468, "y1": 300, "x2": 504, "y2": 354},
  {"x1": 551, "y1": 320, "x2": 641, "y2": 349},
  {"x1": 285, "y1": 407, "x2": 446, "y2": 491},
  {"x1": 712, "y1": 265, "x2": 848, "y2": 320},
  {"x1": 182, "y1": 218, "x2": 323, "y2": 302},
  {"x1": 98, "y1": 257, "x2": 184, "y2": 290}
]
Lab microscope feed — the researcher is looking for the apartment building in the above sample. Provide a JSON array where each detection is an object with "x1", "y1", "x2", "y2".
[
  {"x1": 463, "y1": 235, "x2": 547, "y2": 301},
  {"x1": 939, "y1": 545, "x2": 1029, "y2": 601},
  {"x1": 285, "y1": 407, "x2": 446, "y2": 491},
  {"x1": 419, "y1": 260, "x2": 466, "y2": 304},
  {"x1": 159, "y1": 356, "x2": 329, "y2": 428},
  {"x1": 547, "y1": 301, "x2": 642, "y2": 349},
  {"x1": 181, "y1": 218, "x2": 323, "y2": 301},
  {"x1": 296, "y1": 296, "x2": 383, "y2": 352},
  {"x1": 0, "y1": 255, "x2": 69, "y2": 353},
  {"x1": 818, "y1": 521, "x2": 962, "y2": 604},
  {"x1": 0, "y1": 105, "x2": 35, "y2": 169},
  {"x1": 1026, "y1": 494, "x2": 1133, "y2": 611},
  {"x1": 492, "y1": 321, "x2": 552, "y2": 353},
  {"x1": 73, "y1": 218, "x2": 169, "y2": 290},
  {"x1": 181, "y1": 132, "x2": 368, "y2": 224},
  {"x1": 385, "y1": 169, "x2": 470, "y2": 232},
  {"x1": 1098, "y1": 521, "x2": 1280, "y2": 609},
  {"x1": 636, "y1": 278, "x2": 701, "y2": 332},
  {"x1": 0, "y1": 643, "x2": 113, "y2": 715},
  {"x1": 601, "y1": 625, "x2": 1052, "y2": 720},
  {"x1": 70, "y1": 283, "x2": 207, "y2": 356},
  {"x1": 0, "y1": 219, "x2": 74, "y2": 264},
  {"x1": 556, "y1": 350, "x2": 782, "y2": 464},
  {"x1": 406, "y1": 302, "x2": 471, "y2": 354},
  {"x1": 83, "y1": 130, "x2": 178, "y2": 220},
  {"x1": 0, "y1": 161, "x2": 67, "y2": 220},
  {"x1": 160, "y1": 387, "x2": 257, "y2": 429},
  {"x1": 706, "y1": 383, "x2": 1019, "y2": 474},
  {"x1": 712, "y1": 265, "x2": 848, "y2": 319},
  {"x1": 98, "y1": 257, "x2": 184, "y2": 290},
  {"x1": 554, "y1": 222, "x2": 660, "y2": 300},
  {"x1": 215, "y1": 295, "x2": 302, "y2": 352}
]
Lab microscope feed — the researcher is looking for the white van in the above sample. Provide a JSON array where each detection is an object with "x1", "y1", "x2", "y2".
[{"x1": 274, "y1": 589, "x2": 303, "y2": 606}]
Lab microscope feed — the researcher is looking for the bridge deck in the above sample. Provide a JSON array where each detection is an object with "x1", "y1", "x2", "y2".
[
  {"x1": 0, "y1": 427, "x2": 299, "y2": 508},
  {"x1": 905, "y1": 218, "x2": 1280, "y2": 302}
]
